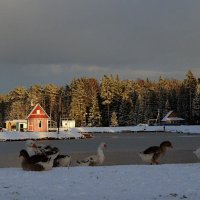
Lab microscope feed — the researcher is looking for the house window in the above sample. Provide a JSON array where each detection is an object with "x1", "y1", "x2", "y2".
[
  {"x1": 39, "y1": 121, "x2": 42, "y2": 128},
  {"x1": 36, "y1": 110, "x2": 40, "y2": 114}
]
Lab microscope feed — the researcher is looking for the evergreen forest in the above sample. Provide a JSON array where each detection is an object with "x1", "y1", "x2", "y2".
[{"x1": 0, "y1": 70, "x2": 200, "y2": 127}]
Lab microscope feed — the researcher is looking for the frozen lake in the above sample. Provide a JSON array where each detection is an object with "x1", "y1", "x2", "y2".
[{"x1": 0, "y1": 132, "x2": 199, "y2": 168}]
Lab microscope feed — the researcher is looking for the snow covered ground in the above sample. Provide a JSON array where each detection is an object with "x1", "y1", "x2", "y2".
[
  {"x1": 74, "y1": 125, "x2": 200, "y2": 134},
  {"x1": 1, "y1": 125, "x2": 200, "y2": 141},
  {"x1": 0, "y1": 125, "x2": 200, "y2": 199},
  {"x1": 0, "y1": 129, "x2": 83, "y2": 141},
  {"x1": 0, "y1": 164, "x2": 200, "y2": 200}
]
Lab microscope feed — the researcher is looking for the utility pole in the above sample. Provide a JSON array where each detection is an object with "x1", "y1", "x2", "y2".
[
  {"x1": 57, "y1": 91, "x2": 62, "y2": 136},
  {"x1": 189, "y1": 87, "x2": 192, "y2": 123},
  {"x1": 156, "y1": 109, "x2": 160, "y2": 125}
]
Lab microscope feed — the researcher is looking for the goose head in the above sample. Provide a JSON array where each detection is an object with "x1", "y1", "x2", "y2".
[
  {"x1": 26, "y1": 140, "x2": 37, "y2": 148},
  {"x1": 99, "y1": 142, "x2": 107, "y2": 149},
  {"x1": 19, "y1": 149, "x2": 30, "y2": 160},
  {"x1": 160, "y1": 141, "x2": 173, "y2": 148},
  {"x1": 159, "y1": 141, "x2": 173, "y2": 155}
]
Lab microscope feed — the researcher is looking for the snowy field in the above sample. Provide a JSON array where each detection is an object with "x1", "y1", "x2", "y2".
[
  {"x1": 74, "y1": 125, "x2": 200, "y2": 134},
  {"x1": 1, "y1": 125, "x2": 200, "y2": 141},
  {"x1": 0, "y1": 129, "x2": 83, "y2": 141},
  {"x1": 0, "y1": 164, "x2": 200, "y2": 200},
  {"x1": 1, "y1": 125, "x2": 200, "y2": 199}
]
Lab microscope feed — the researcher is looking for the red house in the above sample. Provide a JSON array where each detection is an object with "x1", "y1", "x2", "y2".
[{"x1": 27, "y1": 104, "x2": 50, "y2": 132}]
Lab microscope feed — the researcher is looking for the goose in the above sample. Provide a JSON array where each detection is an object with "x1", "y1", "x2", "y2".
[
  {"x1": 193, "y1": 148, "x2": 200, "y2": 159},
  {"x1": 19, "y1": 149, "x2": 59, "y2": 171},
  {"x1": 26, "y1": 141, "x2": 71, "y2": 168},
  {"x1": 25, "y1": 140, "x2": 43, "y2": 156},
  {"x1": 39, "y1": 145, "x2": 71, "y2": 167},
  {"x1": 76, "y1": 142, "x2": 107, "y2": 166},
  {"x1": 34, "y1": 144, "x2": 71, "y2": 167},
  {"x1": 139, "y1": 141, "x2": 173, "y2": 164},
  {"x1": 25, "y1": 140, "x2": 57, "y2": 157},
  {"x1": 38, "y1": 145, "x2": 59, "y2": 157},
  {"x1": 53, "y1": 154, "x2": 71, "y2": 168}
]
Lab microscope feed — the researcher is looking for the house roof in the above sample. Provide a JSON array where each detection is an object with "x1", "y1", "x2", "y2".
[
  {"x1": 6, "y1": 120, "x2": 27, "y2": 123},
  {"x1": 26, "y1": 103, "x2": 50, "y2": 119},
  {"x1": 161, "y1": 110, "x2": 185, "y2": 122}
]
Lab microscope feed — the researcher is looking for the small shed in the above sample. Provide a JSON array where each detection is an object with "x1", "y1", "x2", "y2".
[
  {"x1": 27, "y1": 104, "x2": 50, "y2": 132},
  {"x1": 5, "y1": 120, "x2": 27, "y2": 132},
  {"x1": 161, "y1": 110, "x2": 185, "y2": 125},
  {"x1": 61, "y1": 120, "x2": 76, "y2": 129}
]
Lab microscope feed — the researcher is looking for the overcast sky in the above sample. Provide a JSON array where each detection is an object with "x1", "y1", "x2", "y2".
[{"x1": 0, "y1": 0, "x2": 200, "y2": 93}]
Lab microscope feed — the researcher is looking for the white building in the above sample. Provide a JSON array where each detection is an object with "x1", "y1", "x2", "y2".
[
  {"x1": 61, "y1": 120, "x2": 75, "y2": 129},
  {"x1": 161, "y1": 110, "x2": 185, "y2": 125}
]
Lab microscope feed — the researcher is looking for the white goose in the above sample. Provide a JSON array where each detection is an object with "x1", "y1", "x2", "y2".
[
  {"x1": 25, "y1": 140, "x2": 43, "y2": 156},
  {"x1": 76, "y1": 142, "x2": 107, "y2": 166}
]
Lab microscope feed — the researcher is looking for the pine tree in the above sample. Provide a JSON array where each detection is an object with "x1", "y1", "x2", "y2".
[
  {"x1": 28, "y1": 84, "x2": 44, "y2": 107},
  {"x1": 88, "y1": 95, "x2": 101, "y2": 127},
  {"x1": 101, "y1": 75, "x2": 114, "y2": 126},
  {"x1": 8, "y1": 87, "x2": 28, "y2": 119},
  {"x1": 0, "y1": 95, "x2": 6, "y2": 127},
  {"x1": 183, "y1": 70, "x2": 197, "y2": 122},
  {"x1": 143, "y1": 89, "x2": 158, "y2": 123},
  {"x1": 111, "y1": 112, "x2": 118, "y2": 127},
  {"x1": 177, "y1": 84, "x2": 188, "y2": 119},
  {"x1": 110, "y1": 75, "x2": 123, "y2": 114},
  {"x1": 157, "y1": 81, "x2": 167, "y2": 119},
  {"x1": 133, "y1": 94, "x2": 144, "y2": 124},
  {"x1": 167, "y1": 88, "x2": 178, "y2": 111},
  {"x1": 164, "y1": 99, "x2": 171, "y2": 114},
  {"x1": 60, "y1": 85, "x2": 71, "y2": 119},
  {"x1": 43, "y1": 84, "x2": 60, "y2": 124},
  {"x1": 69, "y1": 79, "x2": 87, "y2": 126},
  {"x1": 192, "y1": 83, "x2": 200, "y2": 123}
]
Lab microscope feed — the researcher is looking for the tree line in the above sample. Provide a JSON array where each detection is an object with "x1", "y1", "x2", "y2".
[{"x1": 0, "y1": 70, "x2": 200, "y2": 127}]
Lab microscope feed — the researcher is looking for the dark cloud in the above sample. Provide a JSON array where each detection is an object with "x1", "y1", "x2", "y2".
[{"x1": 0, "y1": 0, "x2": 200, "y2": 93}]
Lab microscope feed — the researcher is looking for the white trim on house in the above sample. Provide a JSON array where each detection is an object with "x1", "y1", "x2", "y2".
[
  {"x1": 161, "y1": 110, "x2": 184, "y2": 122},
  {"x1": 26, "y1": 103, "x2": 50, "y2": 119}
]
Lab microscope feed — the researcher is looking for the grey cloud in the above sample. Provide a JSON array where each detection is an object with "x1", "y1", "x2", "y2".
[{"x1": 0, "y1": 0, "x2": 200, "y2": 92}]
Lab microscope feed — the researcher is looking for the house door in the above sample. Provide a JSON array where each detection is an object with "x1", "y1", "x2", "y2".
[{"x1": 20, "y1": 124, "x2": 24, "y2": 132}]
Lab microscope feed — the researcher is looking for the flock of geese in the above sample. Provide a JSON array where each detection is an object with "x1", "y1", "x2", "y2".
[
  {"x1": 19, "y1": 139, "x2": 200, "y2": 171},
  {"x1": 19, "y1": 140, "x2": 107, "y2": 171}
]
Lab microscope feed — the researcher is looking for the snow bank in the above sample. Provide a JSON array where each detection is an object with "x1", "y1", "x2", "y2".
[
  {"x1": 1, "y1": 125, "x2": 200, "y2": 141},
  {"x1": 0, "y1": 131, "x2": 83, "y2": 141},
  {"x1": 74, "y1": 125, "x2": 200, "y2": 134},
  {"x1": 0, "y1": 164, "x2": 200, "y2": 200}
]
